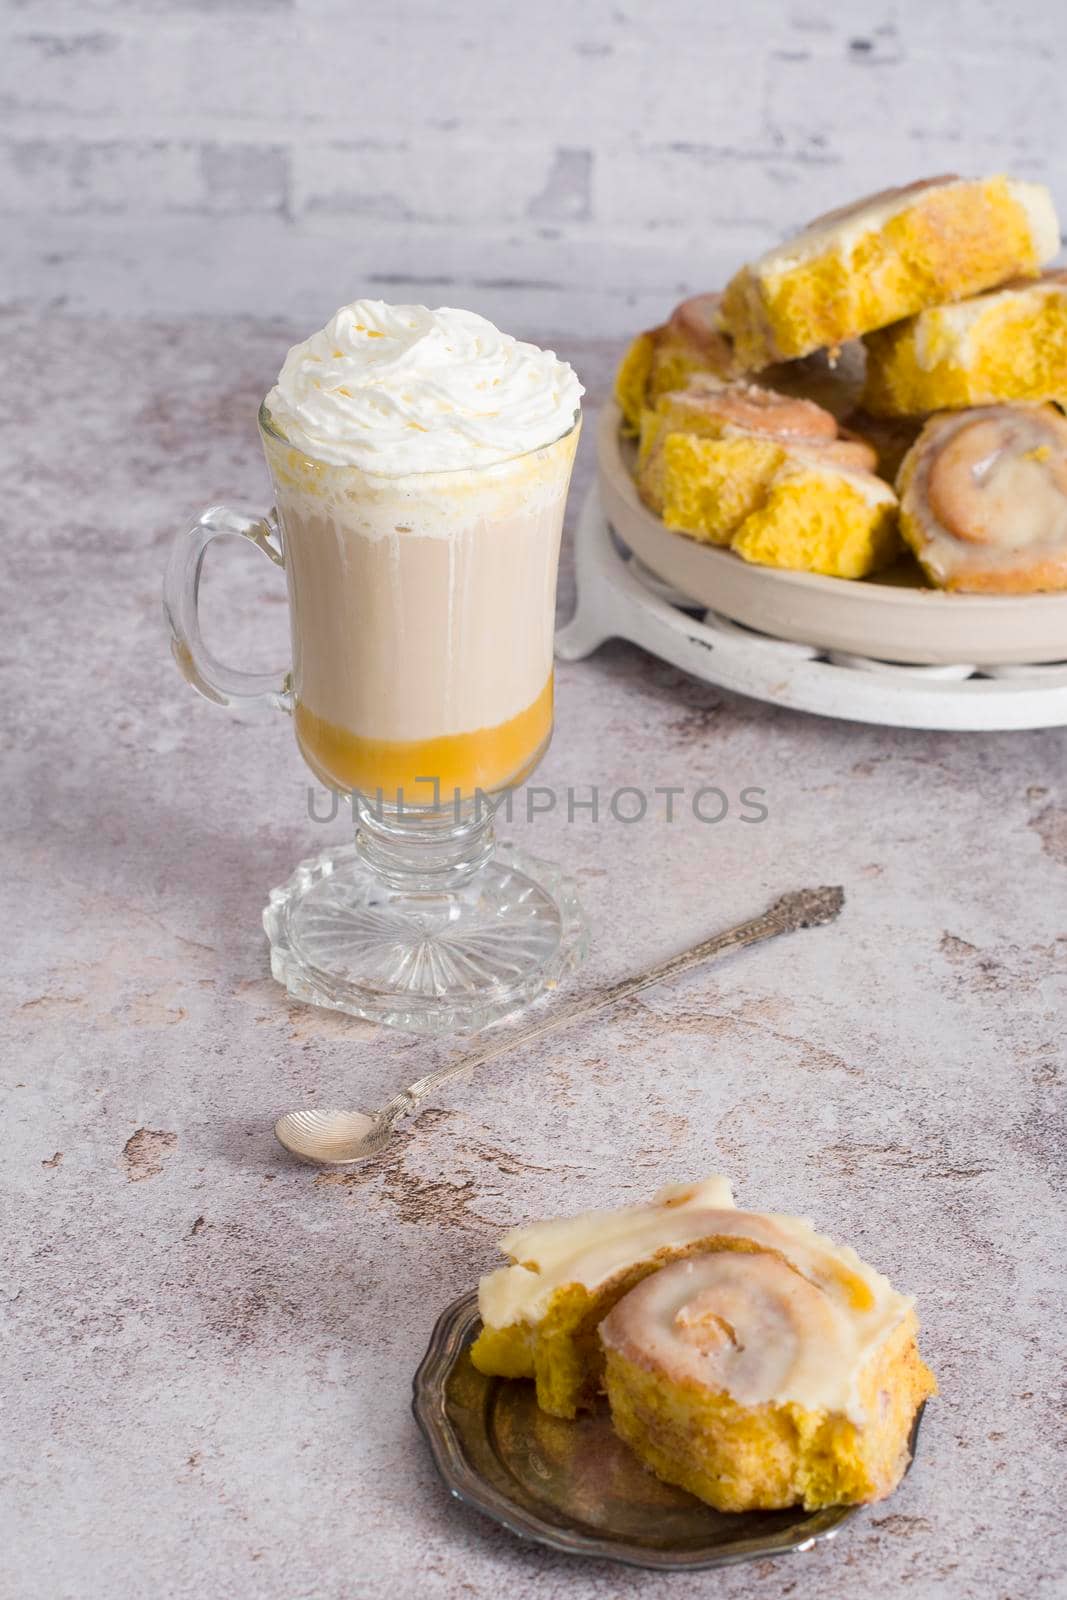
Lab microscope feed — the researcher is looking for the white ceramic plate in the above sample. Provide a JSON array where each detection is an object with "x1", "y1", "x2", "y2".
[{"x1": 597, "y1": 403, "x2": 1067, "y2": 666}]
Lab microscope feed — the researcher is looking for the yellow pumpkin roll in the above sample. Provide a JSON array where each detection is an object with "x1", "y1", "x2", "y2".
[
  {"x1": 632, "y1": 378, "x2": 899, "y2": 576},
  {"x1": 653, "y1": 292, "x2": 742, "y2": 398},
  {"x1": 600, "y1": 1226, "x2": 936, "y2": 1513},
  {"x1": 864, "y1": 270, "x2": 1067, "y2": 417},
  {"x1": 636, "y1": 377, "x2": 875, "y2": 519},
  {"x1": 614, "y1": 329, "x2": 659, "y2": 433},
  {"x1": 720, "y1": 175, "x2": 1059, "y2": 369}
]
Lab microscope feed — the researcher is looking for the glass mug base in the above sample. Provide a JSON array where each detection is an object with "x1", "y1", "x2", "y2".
[{"x1": 263, "y1": 840, "x2": 589, "y2": 1035}]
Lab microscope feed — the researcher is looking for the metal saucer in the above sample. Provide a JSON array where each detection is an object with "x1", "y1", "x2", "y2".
[{"x1": 412, "y1": 1291, "x2": 924, "y2": 1573}]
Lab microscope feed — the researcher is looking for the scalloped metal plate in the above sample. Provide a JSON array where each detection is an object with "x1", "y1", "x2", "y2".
[{"x1": 412, "y1": 1291, "x2": 922, "y2": 1573}]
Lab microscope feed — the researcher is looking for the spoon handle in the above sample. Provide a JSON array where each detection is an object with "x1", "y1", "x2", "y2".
[{"x1": 383, "y1": 885, "x2": 844, "y2": 1123}]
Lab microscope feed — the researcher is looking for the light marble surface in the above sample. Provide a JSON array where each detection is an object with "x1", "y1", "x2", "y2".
[
  {"x1": 3, "y1": 314, "x2": 1066, "y2": 1600},
  {"x1": 2, "y1": 1, "x2": 1066, "y2": 334}
]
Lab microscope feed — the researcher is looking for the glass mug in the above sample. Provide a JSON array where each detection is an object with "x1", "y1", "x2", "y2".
[{"x1": 164, "y1": 401, "x2": 587, "y2": 1034}]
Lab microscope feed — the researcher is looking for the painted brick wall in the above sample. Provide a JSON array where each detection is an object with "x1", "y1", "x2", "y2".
[{"x1": 2, "y1": 0, "x2": 1065, "y2": 337}]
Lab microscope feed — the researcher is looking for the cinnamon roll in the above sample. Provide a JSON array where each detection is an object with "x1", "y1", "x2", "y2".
[
  {"x1": 864, "y1": 270, "x2": 1067, "y2": 417},
  {"x1": 721, "y1": 175, "x2": 1059, "y2": 369},
  {"x1": 638, "y1": 379, "x2": 833, "y2": 510},
  {"x1": 635, "y1": 378, "x2": 898, "y2": 577},
  {"x1": 727, "y1": 454, "x2": 899, "y2": 579},
  {"x1": 600, "y1": 1233, "x2": 936, "y2": 1512},
  {"x1": 657, "y1": 292, "x2": 740, "y2": 394},
  {"x1": 614, "y1": 328, "x2": 659, "y2": 433},
  {"x1": 615, "y1": 302, "x2": 868, "y2": 434},
  {"x1": 897, "y1": 403, "x2": 1067, "y2": 593}
]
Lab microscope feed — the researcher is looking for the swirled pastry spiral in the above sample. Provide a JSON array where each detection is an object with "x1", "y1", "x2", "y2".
[
  {"x1": 720, "y1": 175, "x2": 1059, "y2": 369},
  {"x1": 600, "y1": 1238, "x2": 936, "y2": 1512},
  {"x1": 636, "y1": 378, "x2": 876, "y2": 510},
  {"x1": 897, "y1": 403, "x2": 1067, "y2": 593}
]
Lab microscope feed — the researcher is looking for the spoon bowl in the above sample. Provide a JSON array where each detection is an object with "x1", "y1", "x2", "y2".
[{"x1": 274, "y1": 1108, "x2": 389, "y2": 1165}]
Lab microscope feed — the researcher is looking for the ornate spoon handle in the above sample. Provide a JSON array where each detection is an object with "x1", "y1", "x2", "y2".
[{"x1": 379, "y1": 886, "x2": 844, "y2": 1126}]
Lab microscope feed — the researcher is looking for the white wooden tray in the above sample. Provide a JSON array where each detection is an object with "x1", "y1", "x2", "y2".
[{"x1": 596, "y1": 403, "x2": 1067, "y2": 667}]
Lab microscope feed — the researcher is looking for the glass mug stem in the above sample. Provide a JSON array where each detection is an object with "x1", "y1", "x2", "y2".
[{"x1": 354, "y1": 795, "x2": 497, "y2": 893}]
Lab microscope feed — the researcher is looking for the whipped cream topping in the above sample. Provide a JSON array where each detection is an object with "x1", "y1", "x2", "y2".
[{"x1": 265, "y1": 300, "x2": 582, "y2": 474}]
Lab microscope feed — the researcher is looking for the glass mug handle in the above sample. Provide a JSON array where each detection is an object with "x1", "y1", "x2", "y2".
[{"x1": 163, "y1": 504, "x2": 292, "y2": 712}]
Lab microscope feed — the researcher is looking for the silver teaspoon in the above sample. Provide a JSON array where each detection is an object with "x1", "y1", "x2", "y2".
[{"x1": 274, "y1": 884, "x2": 844, "y2": 1168}]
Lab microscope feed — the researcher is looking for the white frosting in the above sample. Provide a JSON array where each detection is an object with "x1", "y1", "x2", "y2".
[
  {"x1": 1016, "y1": 184, "x2": 1062, "y2": 264},
  {"x1": 600, "y1": 1238, "x2": 912, "y2": 1421},
  {"x1": 265, "y1": 299, "x2": 582, "y2": 474},
  {"x1": 479, "y1": 1178, "x2": 738, "y2": 1328}
]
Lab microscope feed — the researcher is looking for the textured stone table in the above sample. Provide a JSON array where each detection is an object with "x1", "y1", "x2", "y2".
[{"x1": 4, "y1": 315, "x2": 1065, "y2": 1600}]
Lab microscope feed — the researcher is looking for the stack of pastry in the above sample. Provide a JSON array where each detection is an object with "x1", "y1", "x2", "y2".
[
  {"x1": 472, "y1": 1178, "x2": 936, "y2": 1513},
  {"x1": 635, "y1": 377, "x2": 897, "y2": 579},
  {"x1": 617, "y1": 174, "x2": 1067, "y2": 591}
]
